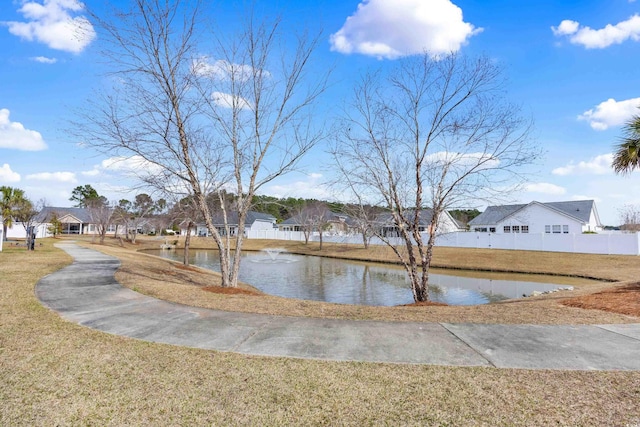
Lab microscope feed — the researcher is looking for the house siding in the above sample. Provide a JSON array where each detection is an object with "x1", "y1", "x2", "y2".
[
  {"x1": 499, "y1": 204, "x2": 583, "y2": 234},
  {"x1": 471, "y1": 200, "x2": 601, "y2": 234}
]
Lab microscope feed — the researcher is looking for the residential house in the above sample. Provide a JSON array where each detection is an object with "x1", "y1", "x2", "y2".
[
  {"x1": 375, "y1": 209, "x2": 464, "y2": 237},
  {"x1": 5, "y1": 206, "x2": 123, "y2": 239},
  {"x1": 184, "y1": 211, "x2": 277, "y2": 237},
  {"x1": 278, "y1": 209, "x2": 355, "y2": 235},
  {"x1": 468, "y1": 200, "x2": 602, "y2": 234}
]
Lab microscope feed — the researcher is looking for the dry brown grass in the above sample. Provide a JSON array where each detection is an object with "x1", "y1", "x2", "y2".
[
  {"x1": 81, "y1": 236, "x2": 640, "y2": 325},
  {"x1": 563, "y1": 283, "x2": 640, "y2": 317},
  {"x1": 2, "y1": 238, "x2": 640, "y2": 425}
]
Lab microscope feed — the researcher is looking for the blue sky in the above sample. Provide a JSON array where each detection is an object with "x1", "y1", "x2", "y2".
[{"x1": 1, "y1": 0, "x2": 639, "y2": 225}]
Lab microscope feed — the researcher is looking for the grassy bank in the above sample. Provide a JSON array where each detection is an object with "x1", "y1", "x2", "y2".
[{"x1": 1, "y1": 238, "x2": 640, "y2": 425}]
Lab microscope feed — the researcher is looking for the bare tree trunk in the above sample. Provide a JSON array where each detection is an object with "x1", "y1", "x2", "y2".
[
  {"x1": 361, "y1": 229, "x2": 370, "y2": 249},
  {"x1": 183, "y1": 222, "x2": 192, "y2": 266}
]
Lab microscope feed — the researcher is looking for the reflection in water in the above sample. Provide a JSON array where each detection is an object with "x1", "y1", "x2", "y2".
[{"x1": 153, "y1": 250, "x2": 574, "y2": 306}]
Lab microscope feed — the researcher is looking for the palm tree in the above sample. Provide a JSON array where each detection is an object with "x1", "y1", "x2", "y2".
[
  {"x1": 1, "y1": 186, "x2": 26, "y2": 241},
  {"x1": 612, "y1": 111, "x2": 640, "y2": 175}
]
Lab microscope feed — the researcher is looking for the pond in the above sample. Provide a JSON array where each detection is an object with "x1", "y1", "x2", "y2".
[{"x1": 151, "y1": 249, "x2": 585, "y2": 306}]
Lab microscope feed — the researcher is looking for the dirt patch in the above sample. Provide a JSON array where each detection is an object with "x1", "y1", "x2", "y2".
[
  {"x1": 202, "y1": 286, "x2": 261, "y2": 296},
  {"x1": 401, "y1": 301, "x2": 449, "y2": 307},
  {"x1": 561, "y1": 282, "x2": 640, "y2": 317}
]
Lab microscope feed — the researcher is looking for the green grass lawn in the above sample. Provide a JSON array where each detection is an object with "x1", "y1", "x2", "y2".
[{"x1": 1, "y1": 239, "x2": 640, "y2": 425}]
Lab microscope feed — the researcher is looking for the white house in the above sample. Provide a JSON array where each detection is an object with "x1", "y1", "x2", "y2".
[
  {"x1": 5, "y1": 207, "x2": 125, "y2": 239},
  {"x1": 278, "y1": 209, "x2": 356, "y2": 235},
  {"x1": 184, "y1": 211, "x2": 277, "y2": 237},
  {"x1": 468, "y1": 200, "x2": 602, "y2": 234},
  {"x1": 376, "y1": 209, "x2": 465, "y2": 236}
]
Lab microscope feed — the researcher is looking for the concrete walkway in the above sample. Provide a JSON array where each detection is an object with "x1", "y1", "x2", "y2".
[{"x1": 36, "y1": 243, "x2": 640, "y2": 370}]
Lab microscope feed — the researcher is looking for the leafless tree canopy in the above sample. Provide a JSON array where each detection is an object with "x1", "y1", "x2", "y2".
[
  {"x1": 332, "y1": 52, "x2": 539, "y2": 301},
  {"x1": 619, "y1": 204, "x2": 640, "y2": 232},
  {"x1": 79, "y1": 0, "x2": 327, "y2": 287},
  {"x1": 86, "y1": 198, "x2": 114, "y2": 244}
]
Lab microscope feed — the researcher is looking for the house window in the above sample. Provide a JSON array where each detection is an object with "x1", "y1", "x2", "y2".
[
  {"x1": 563, "y1": 225, "x2": 569, "y2": 234},
  {"x1": 552, "y1": 225, "x2": 561, "y2": 234},
  {"x1": 545, "y1": 225, "x2": 551, "y2": 234},
  {"x1": 489, "y1": 227, "x2": 496, "y2": 233},
  {"x1": 504, "y1": 226, "x2": 511, "y2": 233},
  {"x1": 522, "y1": 226, "x2": 529, "y2": 233},
  {"x1": 512, "y1": 225, "x2": 520, "y2": 233},
  {"x1": 474, "y1": 227, "x2": 487, "y2": 232}
]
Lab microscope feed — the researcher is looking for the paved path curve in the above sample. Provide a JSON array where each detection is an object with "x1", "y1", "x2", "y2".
[{"x1": 36, "y1": 243, "x2": 640, "y2": 370}]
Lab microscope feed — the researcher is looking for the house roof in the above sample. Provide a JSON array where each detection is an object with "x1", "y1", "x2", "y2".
[
  {"x1": 375, "y1": 209, "x2": 436, "y2": 227},
  {"x1": 207, "y1": 210, "x2": 276, "y2": 226},
  {"x1": 469, "y1": 200, "x2": 599, "y2": 226},
  {"x1": 280, "y1": 208, "x2": 347, "y2": 226},
  {"x1": 37, "y1": 207, "x2": 92, "y2": 223}
]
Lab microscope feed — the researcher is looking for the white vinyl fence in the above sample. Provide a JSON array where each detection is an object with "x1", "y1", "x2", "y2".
[
  {"x1": 246, "y1": 229, "x2": 640, "y2": 256},
  {"x1": 435, "y1": 232, "x2": 640, "y2": 255},
  {"x1": 246, "y1": 229, "x2": 307, "y2": 241}
]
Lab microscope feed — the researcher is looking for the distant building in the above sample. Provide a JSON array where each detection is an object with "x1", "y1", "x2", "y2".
[
  {"x1": 181, "y1": 211, "x2": 277, "y2": 237},
  {"x1": 469, "y1": 200, "x2": 602, "y2": 234}
]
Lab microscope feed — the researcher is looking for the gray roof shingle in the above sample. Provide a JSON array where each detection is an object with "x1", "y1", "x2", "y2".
[
  {"x1": 469, "y1": 200, "x2": 597, "y2": 226},
  {"x1": 38, "y1": 207, "x2": 92, "y2": 223}
]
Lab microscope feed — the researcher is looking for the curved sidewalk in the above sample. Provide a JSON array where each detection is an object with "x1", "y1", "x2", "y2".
[{"x1": 36, "y1": 243, "x2": 640, "y2": 370}]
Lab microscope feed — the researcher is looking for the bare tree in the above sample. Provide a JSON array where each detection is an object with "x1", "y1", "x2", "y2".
[
  {"x1": 15, "y1": 198, "x2": 43, "y2": 250},
  {"x1": 80, "y1": 0, "x2": 327, "y2": 287},
  {"x1": 112, "y1": 200, "x2": 131, "y2": 241},
  {"x1": 342, "y1": 203, "x2": 380, "y2": 249},
  {"x1": 293, "y1": 202, "x2": 315, "y2": 245},
  {"x1": 331, "y1": 53, "x2": 539, "y2": 302},
  {"x1": 171, "y1": 195, "x2": 201, "y2": 265},
  {"x1": 619, "y1": 204, "x2": 640, "y2": 232},
  {"x1": 304, "y1": 202, "x2": 334, "y2": 250},
  {"x1": 86, "y1": 198, "x2": 114, "y2": 244},
  {"x1": 115, "y1": 194, "x2": 158, "y2": 244}
]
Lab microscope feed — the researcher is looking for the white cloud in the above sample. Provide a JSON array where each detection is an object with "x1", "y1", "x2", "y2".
[
  {"x1": 578, "y1": 97, "x2": 640, "y2": 130},
  {"x1": 551, "y1": 20, "x2": 579, "y2": 36},
  {"x1": 524, "y1": 182, "x2": 566, "y2": 195},
  {"x1": 211, "y1": 91, "x2": 252, "y2": 110},
  {"x1": 26, "y1": 171, "x2": 77, "y2": 183},
  {"x1": 31, "y1": 55, "x2": 57, "y2": 63},
  {"x1": 552, "y1": 15, "x2": 640, "y2": 49},
  {"x1": 0, "y1": 164, "x2": 21, "y2": 183},
  {"x1": 263, "y1": 173, "x2": 332, "y2": 200},
  {"x1": 425, "y1": 151, "x2": 501, "y2": 169},
  {"x1": 330, "y1": 0, "x2": 481, "y2": 59},
  {"x1": 102, "y1": 155, "x2": 163, "y2": 174},
  {"x1": 81, "y1": 168, "x2": 100, "y2": 177},
  {"x1": 5, "y1": 0, "x2": 96, "y2": 54},
  {"x1": 191, "y1": 57, "x2": 265, "y2": 81},
  {"x1": 84, "y1": 155, "x2": 164, "y2": 177},
  {"x1": 552, "y1": 154, "x2": 613, "y2": 176},
  {"x1": 0, "y1": 109, "x2": 47, "y2": 151}
]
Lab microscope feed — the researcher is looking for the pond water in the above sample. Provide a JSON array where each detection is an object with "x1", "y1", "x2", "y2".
[{"x1": 151, "y1": 249, "x2": 584, "y2": 306}]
